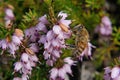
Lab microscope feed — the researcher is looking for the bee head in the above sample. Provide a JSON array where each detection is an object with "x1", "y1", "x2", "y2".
[{"x1": 73, "y1": 24, "x2": 84, "y2": 33}]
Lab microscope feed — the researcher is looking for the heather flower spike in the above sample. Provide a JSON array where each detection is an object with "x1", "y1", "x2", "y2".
[
  {"x1": 95, "y1": 16, "x2": 112, "y2": 36},
  {"x1": 39, "y1": 12, "x2": 72, "y2": 67}
]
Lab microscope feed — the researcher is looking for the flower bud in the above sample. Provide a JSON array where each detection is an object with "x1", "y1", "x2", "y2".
[
  {"x1": 15, "y1": 29, "x2": 24, "y2": 37},
  {"x1": 6, "y1": 36, "x2": 11, "y2": 43},
  {"x1": 7, "y1": 4, "x2": 14, "y2": 10},
  {"x1": 5, "y1": 20, "x2": 13, "y2": 29},
  {"x1": 59, "y1": 22, "x2": 68, "y2": 32},
  {"x1": 25, "y1": 48, "x2": 35, "y2": 55}
]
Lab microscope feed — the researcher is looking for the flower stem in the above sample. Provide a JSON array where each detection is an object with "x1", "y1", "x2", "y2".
[
  {"x1": 46, "y1": 0, "x2": 57, "y2": 25},
  {"x1": 113, "y1": 58, "x2": 119, "y2": 65}
]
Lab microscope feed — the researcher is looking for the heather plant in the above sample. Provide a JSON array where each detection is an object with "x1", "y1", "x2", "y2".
[{"x1": 0, "y1": 0, "x2": 120, "y2": 80}]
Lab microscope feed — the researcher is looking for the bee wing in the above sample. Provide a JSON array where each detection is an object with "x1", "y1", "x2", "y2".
[{"x1": 73, "y1": 24, "x2": 80, "y2": 32}]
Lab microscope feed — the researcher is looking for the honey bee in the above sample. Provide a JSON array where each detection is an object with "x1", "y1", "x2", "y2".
[{"x1": 72, "y1": 24, "x2": 89, "y2": 57}]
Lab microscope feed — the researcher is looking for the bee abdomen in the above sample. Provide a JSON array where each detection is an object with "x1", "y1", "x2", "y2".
[{"x1": 74, "y1": 41, "x2": 87, "y2": 57}]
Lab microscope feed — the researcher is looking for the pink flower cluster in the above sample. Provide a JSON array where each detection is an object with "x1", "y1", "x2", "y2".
[
  {"x1": 95, "y1": 16, "x2": 112, "y2": 36},
  {"x1": 39, "y1": 12, "x2": 72, "y2": 66},
  {"x1": 13, "y1": 43, "x2": 39, "y2": 80},
  {"x1": 104, "y1": 66, "x2": 120, "y2": 80},
  {"x1": 0, "y1": 6, "x2": 24, "y2": 57},
  {"x1": 0, "y1": 10, "x2": 49, "y2": 79},
  {"x1": 12, "y1": 24, "x2": 40, "y2": 79},
  {"x1": 13, "y1": 53, "x2": 38, "y2": 80},
  {"x1": 0, "y1": 29, "x2": 24, "y2": 57},
  {"x1": 50, "y1": 57, "x2": 75, "y2": 80},
  {"x1": 37, "y1": 12, "x2": 74, "y2": 80},
  {"x1": 25, "y1": 15, "x2": 48, "y2": 42}
]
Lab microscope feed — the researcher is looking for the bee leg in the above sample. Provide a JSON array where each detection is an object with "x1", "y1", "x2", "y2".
[
  {"x1": 87, "y1": 56, "x2": 93, "y2": 60},
  {"x1": 73, "y1": 50, "x2": 80, "y2": 57},
  {"x1": 66, "y1": 44, "x2": 76, "y2": 49}
]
